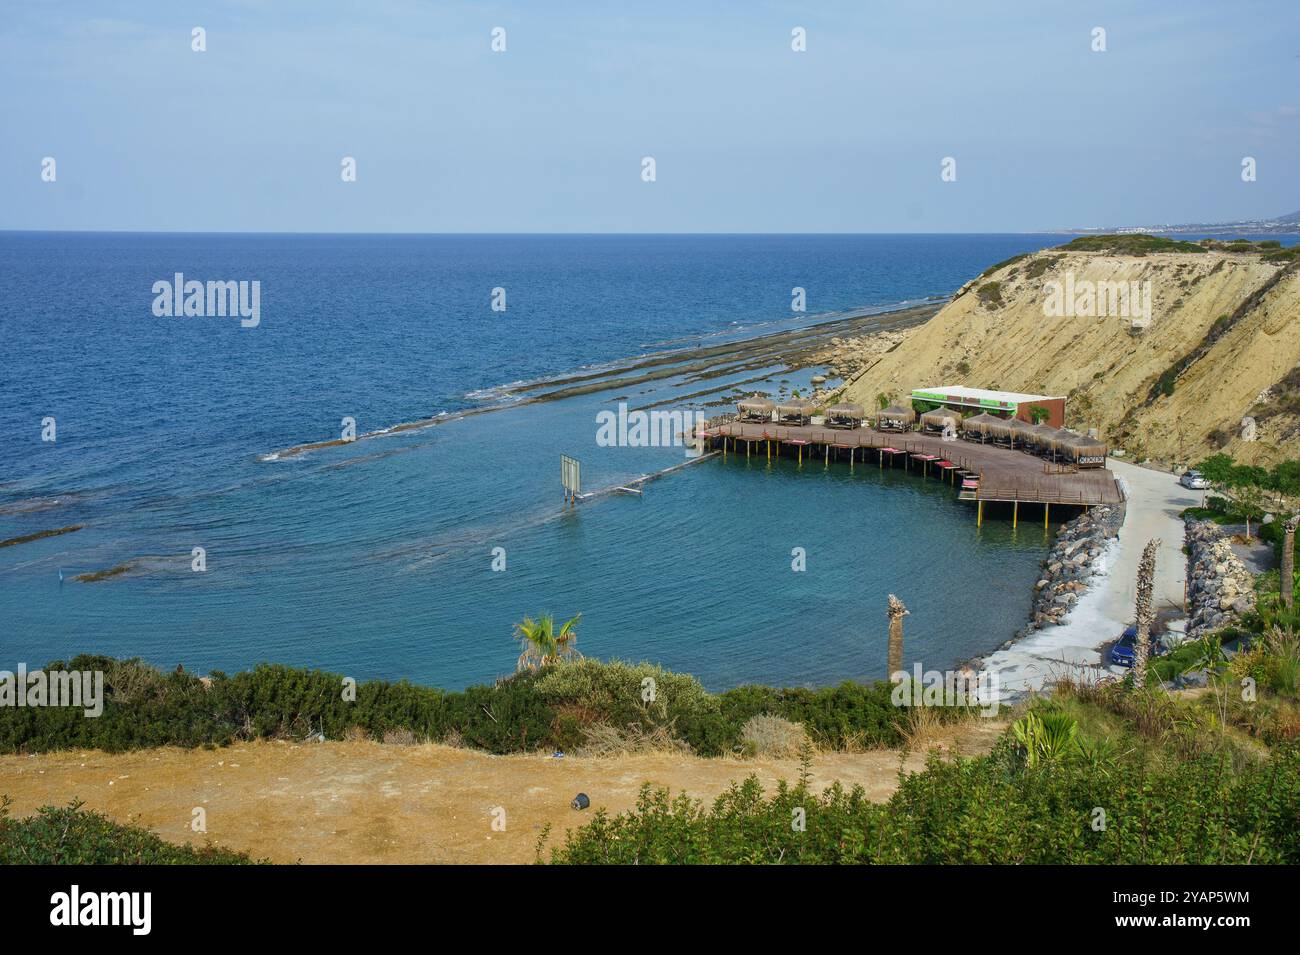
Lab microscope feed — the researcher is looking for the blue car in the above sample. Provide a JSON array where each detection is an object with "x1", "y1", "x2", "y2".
[{"x1": 1110, "y1": 627, "x2": 1164, "y2": 667}]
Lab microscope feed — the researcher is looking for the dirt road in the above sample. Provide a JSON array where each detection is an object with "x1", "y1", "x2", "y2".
[{"x1": 1, "y1": 721, "x2": 1003, "y2": 864}]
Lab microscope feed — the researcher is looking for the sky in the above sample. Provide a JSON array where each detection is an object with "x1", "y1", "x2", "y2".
[{"x1": 1, "y1": 0, "x2": 1297, "y2": 233}]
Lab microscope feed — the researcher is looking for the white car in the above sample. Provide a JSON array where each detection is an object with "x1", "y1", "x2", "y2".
[{"x1": 1179, "y1": 470, "x2": 1210, "y2": 490}]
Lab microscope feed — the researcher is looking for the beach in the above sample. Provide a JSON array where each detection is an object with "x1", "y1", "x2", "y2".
[{"x1": 980, "y1": 460, "x2": 1200, "y2": 698}]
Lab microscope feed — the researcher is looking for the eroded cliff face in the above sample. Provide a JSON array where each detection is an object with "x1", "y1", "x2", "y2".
[{"x1": 842, "y1": 248, "x2": 1300, "y2": 466}]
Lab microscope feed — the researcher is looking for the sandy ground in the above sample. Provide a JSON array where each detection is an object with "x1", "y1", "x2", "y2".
[
  {"x1": 0, "y1": 720, "x2": 1004, "y2": 864},
  {"x1": 981, "y1": 460, "x2": 1198, "y2": 697}
]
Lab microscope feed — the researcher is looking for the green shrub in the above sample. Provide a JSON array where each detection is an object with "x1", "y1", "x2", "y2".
[
  {"x1": 0, "y1": 656, "x2": 924, "y2": 759},
  {"x1": 0, "y1": 655, "x2": 549, "y2": 756},
  {"x1": 977, "y1": 282, "x2": 1003, "y2": 307},
  {"x1": 544, "y1": 743, "x2": 1300, "y2": 864},
  {"x1": 1057, "y1": 234, "x2": 1207, "y2": 255},
  {"x1": 0, "y1": 797, "x2": 260, "y2": 865}
]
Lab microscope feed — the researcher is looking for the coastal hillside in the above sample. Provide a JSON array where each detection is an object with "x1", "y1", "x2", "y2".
[{"x1": 841, "y1": 238, "x2": 1300, "y2": 466}]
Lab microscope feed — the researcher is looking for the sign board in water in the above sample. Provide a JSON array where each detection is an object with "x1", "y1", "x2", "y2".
[{"x1": 561, "y1": 454, "x2": 581, "y2": 498}]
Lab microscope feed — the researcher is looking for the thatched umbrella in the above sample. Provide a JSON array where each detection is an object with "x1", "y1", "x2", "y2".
[
  {"x1": 962, "y1": 412, "x2": 1002, "y2": 442},
  {"x1": 776, "y1": 397, "x2": 816, "y2": 426},
  {"x1": 1062, "y1": 434, "x2": 1109, "y2": 468},
  {"x1": 826, "y1": 403, "x2": 865, "y2": 429},
  {"x1": 920, "y1": 407, "x2": 962, "y2": 433},
  {"x1": 737, "y1": 396, "x2": 775, "y2": 422},
  {"x1": 1005, "y1": 418, "x2": 1034, "y2": 448},
  {"x1": 1027, "y1": 423, "x2": 1060, "y2": 451},
  {"x1": 875, "y1": 404, "x2": 916, "y2": 432}
]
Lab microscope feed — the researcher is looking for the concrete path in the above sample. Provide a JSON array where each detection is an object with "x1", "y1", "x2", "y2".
[{"x1": 981, "y1": 460, "x2": 1200, "y2": 698}]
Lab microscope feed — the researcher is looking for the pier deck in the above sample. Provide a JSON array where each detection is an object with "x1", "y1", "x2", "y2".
[{"x1": 706, "y1": 421, "x2": 1124, "y2": 507}]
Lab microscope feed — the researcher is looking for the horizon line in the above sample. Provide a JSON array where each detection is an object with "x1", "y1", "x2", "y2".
[{"x1": 0, "y1": 228, "x2": 1107, "y2": 237}]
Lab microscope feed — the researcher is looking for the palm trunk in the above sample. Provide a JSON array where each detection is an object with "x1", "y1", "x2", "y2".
[
  {"x1": 1132, "y1": 539, "x2": 1160, "y2": 688},
  {"x1": 887, "y1": 594, "x2": 909, "y2": 678},
  {"x1": 1283, "y1": 518, "x2": 1297, "y2": 609}
]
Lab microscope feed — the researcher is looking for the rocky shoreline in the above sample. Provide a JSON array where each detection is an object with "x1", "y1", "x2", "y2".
[
  {"x1": 1185, "y1": 518, "x2": 1257, "y2": 640},
  {"x1": 1008, "y1": 504, "x2": 1126, "y2": 646}
]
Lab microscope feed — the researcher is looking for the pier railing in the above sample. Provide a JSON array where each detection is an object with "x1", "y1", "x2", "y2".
[{"x1": 975, "y1": 485, "x2": 1100, "y2": 505}]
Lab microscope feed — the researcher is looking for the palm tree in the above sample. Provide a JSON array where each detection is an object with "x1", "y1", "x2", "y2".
[
  {"x1": 1283, "y1": 517, "x2": 1297, "y2": 609},
  {"x1": 513, "y1": 613, "x2": 582, "y2": 672},
  {"x1": 887, "y1": 594, "x2": 909, "y2": 678},
  {"x1": 1132, "y1": 540, "x2": 1160, "y2": 688},
  {"x1": 876, "y1": 393, "x2": 891, "y2": 411}
]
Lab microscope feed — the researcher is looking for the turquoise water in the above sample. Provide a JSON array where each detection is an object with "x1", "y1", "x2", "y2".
[{"x1": 2, "y1": 233, "x2": 1066, "y2": 689}]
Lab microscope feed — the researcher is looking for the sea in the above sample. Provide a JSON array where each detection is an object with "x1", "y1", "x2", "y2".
[{"x1": 0, "y1": 232, "x2": 1153, "y2": 690}]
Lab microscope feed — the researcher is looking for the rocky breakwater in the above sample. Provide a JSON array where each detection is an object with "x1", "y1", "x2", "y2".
[
  {"x1": 1010, "y1": 504, "x2": 1126, "y2": 641},
  {"x1": 1185, "y1": 518, "x2": 1256, "y2": 639}
]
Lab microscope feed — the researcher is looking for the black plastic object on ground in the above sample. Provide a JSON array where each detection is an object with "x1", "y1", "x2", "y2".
[{"x1": 571, "y1": 792, "x2": 590, "y2": 810}]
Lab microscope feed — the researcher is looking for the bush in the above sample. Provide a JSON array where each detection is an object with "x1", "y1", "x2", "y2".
[
  {"x1": 977, "y1": 282, "x2": 1003, "y2": 308},
  {"x1": 739, "y1": 714, "x2": 808, "y2": 758},
  {"x1": 1058, "y1": 234, "x2": 1207, "y2": 255},
  {"x1": 543, "y1": 743, "x2": 1300, "y2": 864},
  {"x1": 0, "y1": 656, "x2": 922, "y2": 759},
  {"x1": 0, "y1": 655, "x2": 549, "y2": 757},
  {"x1": 0, "y1": 798, "x2": 260, "y2": 865}
]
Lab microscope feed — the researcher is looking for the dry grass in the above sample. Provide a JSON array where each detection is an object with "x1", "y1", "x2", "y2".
[
  {"x1": 895, "y1": 705, "x2": 949, "y2": 751},
  {"x1": 739, "y1": 714, "x2": 809, "y2": 758},
  {"x1": 573, "y1": 722, "x2": 691, "y2": 758}
]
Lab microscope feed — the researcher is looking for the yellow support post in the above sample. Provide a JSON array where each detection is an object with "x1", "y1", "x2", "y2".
[
  {"x1": 977, "y1": 500, "x2": 983, "y2": 527},
  {"x1": 1013, "y1": 500, "x2": 1018, "y2": 529},
  {"x1": 1044, "y1": 502, "x2": 1049, "y2": 528},
  {"x1": 798, "y1": 445, "x2": 802, "y2": 465}
]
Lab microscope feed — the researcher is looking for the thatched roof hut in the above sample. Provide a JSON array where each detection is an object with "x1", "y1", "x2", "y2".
[
  {"x1": 920, "y1": 407, "x2": 962, "y2": 432},
  {"x1": 1060, "y1": 433, "x2": 1109, "y2": 468},
  {"x1": 961, "y1": 412, "x2": 1003, "y2": 439},
  {"x1": 980, "y1": 416, "x2": 1030, "y2": 445},
  {"x1": 1027, "y1": 423, "x2": 1061, "y2": 448},
  {"x1": 1004, "y1": 418, "x2": 1034, "y2": 445},
  {"x1": 776, "y1": 398, "x2": 816, "y2": 425},
  {"x1": 825, "y1": 403, "x2": 865, "y2": 429},
  {"x1": 737, "y1": 396, "x2": 775, "y2": 422},
  {"x1": 875, "y1": 405, "x2": 916, "y2": 431}
]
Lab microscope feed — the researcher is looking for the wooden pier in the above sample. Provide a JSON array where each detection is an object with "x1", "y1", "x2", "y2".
[{"x1": 702, "y1": 418, "x2": 1124, "y2": 521}]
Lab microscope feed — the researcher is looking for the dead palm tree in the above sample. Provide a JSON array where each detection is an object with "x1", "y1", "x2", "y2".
[
  {"x1": 1132, "y1": 540, "x2": 1160, "y2": 687},
  {"x1": 513, "y1": 613, "x2": 582, "y2": 672},
  {"x1": 887, "y1": 594, "x2": 909, "y2": 678},
  {"x1": 1283, "y1": 517, "x2": 1297, "y2": 609}
]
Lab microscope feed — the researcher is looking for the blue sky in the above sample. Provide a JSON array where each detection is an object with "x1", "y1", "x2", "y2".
[{"x1": 1, "y1": 0, "x2": 1297, "y2": 232}]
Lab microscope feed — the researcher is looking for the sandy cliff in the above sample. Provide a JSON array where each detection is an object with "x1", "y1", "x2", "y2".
[{"x1": 841, "y1": 244, "x2": 1300, "y2": 466}]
